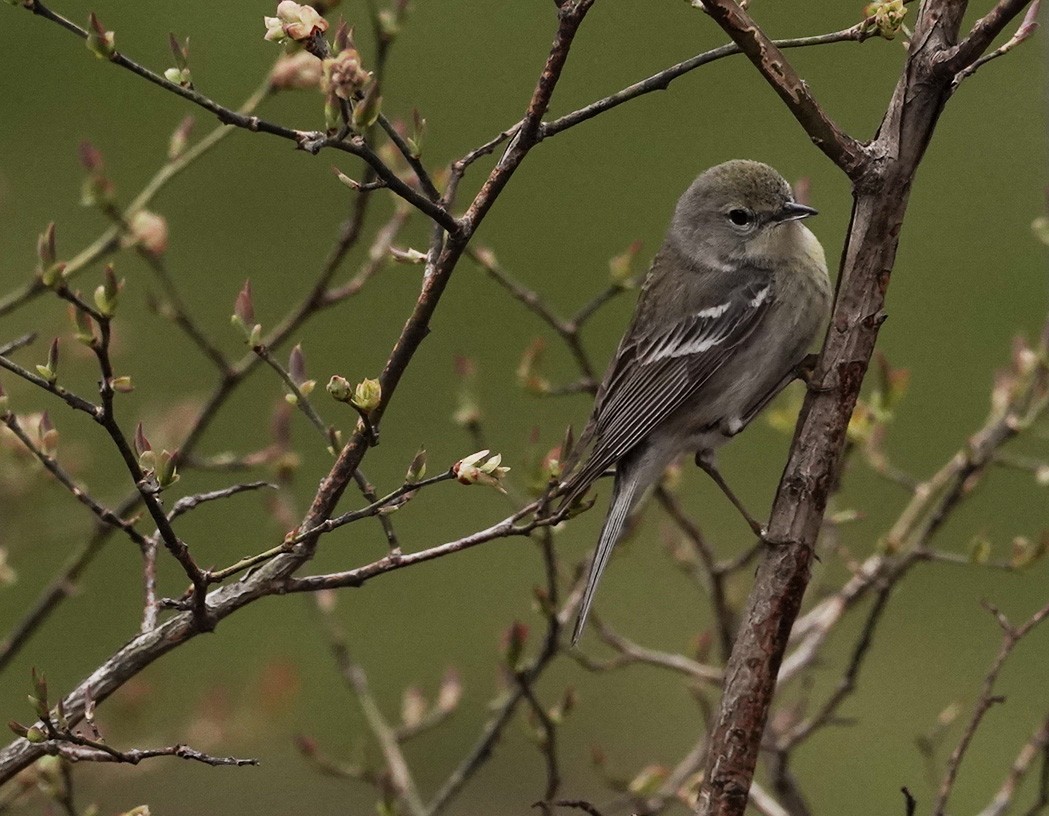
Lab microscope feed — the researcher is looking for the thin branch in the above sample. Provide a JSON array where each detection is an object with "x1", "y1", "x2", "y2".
[
  {"x1": 0, "y1": 352, "x2": 101, "y2": 417},
  {"x1": 284, "y1": 471, "x2": 454, "y2": 547},
  {"x1": 0, "y1": 334, "x2": 36, "y2": 356},
  {"x1": 38, "y1": 728, "x2": 257, "y2": 768},
  {"x1": 423, "y1": 571, "x2": 575, "y2": 816},
  {"x1": 21, "y1": 1, "x2": 458, "y2": 234},
  {"x1": 283, "y1": 501, "x2": 568, "y2": 593},
  {"x1": 938, "y1": 0, "x2": 1038, "y2": 75},
  {"x1": 167, "y1": 482, "x2": 275, "y2": 521},
  {"x1": 934, "y1": 599, "x2": 1049, "y2": 816},
  {"x1": 0, "y1": 492, "x2": 140, "y2": 672},
  {"x1": 656, "y1": 486, "x2": 735, "y2": 661},
  {"x1": 252, "y1": 344, "x2": 339, "y2": 452},
  {"x1": 979, "y1": 715, "x2": 1049, "y2": 816},
  {"x1": 0, "y1": 413, "x2": 147, "y2": 548},
  {"x1": 951, "y1": 1, "x2": 1041, "y2": 91},
  {"x1": 776, "y1": 584, "x2": 893, "y2": 749},
  {"x1": 0, "y1": 80, "x2": 271, "y2": 319},
  {"x1": 571, "y1": 617, "x2": 722, "y2": 686},
  {"x1": 543, "y1": 19, "x2": 887, "y2": 141},
  {"x1": 517, "y1": 676, "x2": 561, "y2": 806},
  {"x1": 695, "y1": 0, "x2": 867, "y2": 177},
  {"x1": 321, "y1": 608, "x2": 426, "y2": 816},
  {"x1": 467, "y1": 246, "x2": 596, "y2": 381}
]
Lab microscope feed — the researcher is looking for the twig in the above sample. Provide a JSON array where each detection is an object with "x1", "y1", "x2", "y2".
[
  {"x1": 950, "y1": 1, "x2": 1041, "y2": 91},
  {"x1": 283, "y1": 471, "x2": 454, "y2": 547},
  {"x1": 656, "y1": 486, "x2": 735, "y2": 661},
  {"x1": 352, "y1": 470, "x2": 401, "y2": 556},
  {"x1": 21, "y1": 1, "x2": 458, "y2": 234},
  {"x1": 0, "y1": 352, "x2": 101, "y2": 417},
  {"x1": 695, "y1": 0, "x2": 866, "y2": 177},
  {"x1": 777, "y1": 584, "x2": 893, "y2": 749},
  {"x1": 320, "y1": 604, "x2": 425, "y2": 816},
  {"x1": 39, "y1": 732, "x2": 256, "y2": 768},
  {"x1": 978, "y1": 715, "x2": 1049, "y2": 816},
  {"x1": 468, "y1": 246, "x2": 597, "y2": 381},
  {"x1": 542, "y1": 20, "x2": 887, "y2": 141},
  {"x1": 168, "y1": 482, "x2": 275, "y2": 521},
  {"x1": 0, "y1": 413, "x2": 147, "y2": 548},
  {"x1": 934, "y1": 599, "x2": 1049, "y2": 816},
  {"x1": 517, "y1": 676, "x2": 561, "y2": 806},
  {"x1": 0, "y1": 334, "x2": 36, "y2": 356},
  {"x1": 423, "y1": 573, "x2": 575, "y2": 816},
  {"x1": 570, "y1": 617, "x2": 722, "y2": 685},
  {"x1": 0, "y1": 493, "x2": 139, "y2": 672},
  {"x1": 938, "y1": 0, "x2": 1039, "y2": 75},
  {"x1": 252, "y1": 343, "x2": 339, "y2": 452},
  {"x1": 0, "y1": 80, "x2": 272, "y2": 319}
]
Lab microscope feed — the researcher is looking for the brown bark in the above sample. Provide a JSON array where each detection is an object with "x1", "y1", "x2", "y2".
[{"x1": 696, "y1": 1, "x2": 1033, "y2": 813}]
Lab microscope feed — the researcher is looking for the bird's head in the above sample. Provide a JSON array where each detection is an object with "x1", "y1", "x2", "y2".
[{"x1": 670, "y1": 159, "x2": 817, "y2": 269}]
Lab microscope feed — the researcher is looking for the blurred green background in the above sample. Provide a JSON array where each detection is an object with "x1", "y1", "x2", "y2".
[{"x1": 1, "y1": 1, "x2": 1047, "y2": 814}]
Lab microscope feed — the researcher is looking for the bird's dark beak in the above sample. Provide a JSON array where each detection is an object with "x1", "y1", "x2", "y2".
[{"x1": 775, "y1": 201, "x2": 818, "y2": 222}]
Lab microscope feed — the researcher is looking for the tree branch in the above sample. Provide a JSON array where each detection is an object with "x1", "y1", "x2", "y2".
[{"x1": 696, "y1": 0, "x2": 867, "y2": 177}]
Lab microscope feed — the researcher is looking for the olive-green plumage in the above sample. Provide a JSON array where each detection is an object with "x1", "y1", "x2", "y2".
[{"x1": 562, "y1": 160, "x2": 831, "y2": 643}]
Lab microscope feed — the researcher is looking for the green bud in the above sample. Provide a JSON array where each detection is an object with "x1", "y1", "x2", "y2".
[
  {"x1": 407, "y1": 108, "x2": 426, "y2": 159},
  {"x1": 37, "y1": 222, "x2": 56, "y2": 269},
  {"x1": 25, "y1": 726, "x2": 46, "y2": 744},
  {"x1": 327, "y1": 374, "x2": 352, "y2": 402},
  {"x1": 969, "y1": 534, "x2": 992, "y2": 565},
  {"x1": 86, "y1": 12, "x2": 116, "y2": 59},
  {"x1": 165, "y1": 34, "x2": 191, "y2": 85},
  {"x1": 405, "y1": 447, "x2": 427, "y2": 483},
  {"x1": 351, "y1": 377, "x2": 381, "y2": 412},
  {"x1": 7, "y1": 721, "x2": 29, "y2": 739},
  {"x1": 155, "y1": 449, "x2": 180, "y2": 488},
  {"x1": 501, "y1": 620, "x2": 528, "y2": 672},
  {"x1": 28, "y1": 695, "x2": 48, "y2": 720},
  {"x1": 609, "y1": 239, "x2": 642, "y2": 286},
  {"x1": 389, "y1": 247, "x2": 428, "y2": 264},
  {"x1": 864, "y1": 0, "x2": 907, "y2": 39},
  {"x1": 36, "y1": 338, "x2": 60, "y2": 385},
  {"x1": 69, "y1": 304, "x2": 95, "y2": 345},
  {"x1": 110, "y1": 375, "x2": 134, "y2": 393},
  {"x1": 351, "y1": 80, "x2": 382, "y2": 131},
  {"x1": 94, "y1": 264, "x2": 122, "y2": 316},
  {"x1": 35, "y1": 412, "x2": 58, "y2": 456}
]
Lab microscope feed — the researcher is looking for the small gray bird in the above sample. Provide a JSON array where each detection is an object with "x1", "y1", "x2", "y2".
[{"x1": 560, "y1": 160, "x2": 832, "y2": 644}]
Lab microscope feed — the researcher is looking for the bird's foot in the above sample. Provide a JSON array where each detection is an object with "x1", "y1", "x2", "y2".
[{"x1": 795, "y1": 354, "x2": 834, "y2": 394}]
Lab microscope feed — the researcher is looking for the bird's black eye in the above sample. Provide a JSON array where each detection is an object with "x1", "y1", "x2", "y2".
[{"x1": 727, "y1": 209, "x2": 752, "y2": 227}]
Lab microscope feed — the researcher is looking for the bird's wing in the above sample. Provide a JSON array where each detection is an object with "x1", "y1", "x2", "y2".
[{"x1": 561, "y1": 272, "x2": 774, "y2": 504}]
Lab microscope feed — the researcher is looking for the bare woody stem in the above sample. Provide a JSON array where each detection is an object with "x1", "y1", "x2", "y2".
[
  {"x1": 696, "y1": 1, "x2": 1037, "y2": 814},
  {"x1": 696, "y1": 0, "x2": 867, "y2": 177},
  {"x1": 0, "y1": 1, "x2": 596, "y2": 784}
]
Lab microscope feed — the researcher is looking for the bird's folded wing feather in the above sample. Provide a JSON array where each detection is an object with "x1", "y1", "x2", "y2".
[{"x1": 560, "y1": 272, "x2": 773, "y2": 504}]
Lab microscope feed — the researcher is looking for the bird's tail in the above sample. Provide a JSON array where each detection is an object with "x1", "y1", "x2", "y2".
[{"x1": 571, "y1": 468, "x2": 643, "y2": 644}]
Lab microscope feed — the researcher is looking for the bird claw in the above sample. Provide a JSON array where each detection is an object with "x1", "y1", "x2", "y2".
[{"x1": 796, "y1": 354, "x2": 834, "y2": 394}]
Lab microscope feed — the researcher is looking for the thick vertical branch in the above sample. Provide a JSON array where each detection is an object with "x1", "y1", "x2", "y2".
[{"x1": 697, "y1": 3, "x2": 978, "y2": 814}]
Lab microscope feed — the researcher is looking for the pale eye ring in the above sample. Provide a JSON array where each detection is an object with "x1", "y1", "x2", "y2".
[{"x1": 727, "y1": 208, "x2": 753, "y2": 227}]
